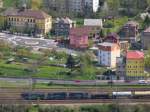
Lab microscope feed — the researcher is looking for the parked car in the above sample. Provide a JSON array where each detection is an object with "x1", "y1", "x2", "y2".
[{"x1": 138, "y1": 80, "x2": 148, "y2": 84}]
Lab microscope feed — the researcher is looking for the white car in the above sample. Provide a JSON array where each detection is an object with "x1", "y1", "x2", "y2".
[{"x1": 138, "y1": 80, "x2": 148, "y2": 84}]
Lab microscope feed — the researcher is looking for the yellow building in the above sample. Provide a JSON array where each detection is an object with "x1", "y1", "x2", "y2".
[
  {"x1": 1, "y1": 8, "x2": 52, "y2": 35},
  {"x1": 126, "y1": 51, "x2": 145, "y2": 80}
]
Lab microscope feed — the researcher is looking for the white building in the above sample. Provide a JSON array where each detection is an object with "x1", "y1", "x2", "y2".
[
  {"x1": 84, "y1": 19, "x2": 103, "y2": 27},
  {"x1": 84, "y1": 0, "x2": 99, "y2": 12},
  {"x1": 98, "y1": 42, "x2": 120, "y2": 68},
  {"x1": 69, "y1": 0, "x2": 99, "y2": 13}
]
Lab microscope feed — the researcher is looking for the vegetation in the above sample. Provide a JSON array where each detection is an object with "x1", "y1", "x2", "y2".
[
  {"x1": 145, "y1": 49, "x2": 150, "y2": 68},
  {"x1": 0, "y1": 104, "x2": 150, "y2": 112},
  {"x1": 0, "y1": 40, "x2": 106, "y2": 80},
  {"x1": 103, "y1": 17, "x2": 128, "y2": 34}
]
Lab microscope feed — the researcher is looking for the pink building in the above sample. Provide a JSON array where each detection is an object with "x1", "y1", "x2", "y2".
[{"x1": 69, "y1": 27, "x2": 90, "y2": 49}]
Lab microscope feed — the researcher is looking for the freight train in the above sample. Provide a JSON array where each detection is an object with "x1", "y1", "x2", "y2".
[{"x1": 21, "y1": 91, "x2": 150, "y2": 100}]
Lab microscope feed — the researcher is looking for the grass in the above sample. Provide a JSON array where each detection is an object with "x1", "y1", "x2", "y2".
[
  {"x1": 0, "y1": 60, "x2": 29, "y2": 77},
  {"x1": 32, "y1": 66, "x2": 69, "y2": 79},
  {"x1": 0, "y1": 80, "x2": 30, "y2": 88}
]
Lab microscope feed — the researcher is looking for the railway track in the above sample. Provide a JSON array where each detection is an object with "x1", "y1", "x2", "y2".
[
  {"x1": 1, "y1": 87, "x2": 150, "y2": 93},
  {"x1": 0, "y1": 99, "x2": 150, "y2": 104},
  {"x1": 1, "y1": 88, "x2": 150, "y2": 104}
]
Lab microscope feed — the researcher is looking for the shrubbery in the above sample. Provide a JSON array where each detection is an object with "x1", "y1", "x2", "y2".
[{"x1": 0, "y1": 104, "x2": 150, "y2": 112}]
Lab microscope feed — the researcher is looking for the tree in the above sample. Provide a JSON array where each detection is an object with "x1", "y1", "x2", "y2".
[
  {"x1": 143, "y1": 15, "x2": 150, "y2": 29},
  {"x1": 78, "y1": 52, "x2": 96, "y2": 79},
  {"x1": 145, "y1": 48, "x2": 150, "y2": 68},
  {"x1": 31, "y1": 0, "x2": 43, "y2": 10},
  {"x1": 99, "y1": 29, "x2": 106, "y2": 38},
  {"x1": 106, "y1": 0, "x2": 120, "y2": 15},
  {"x1": 66, "y1": 55, "x2": 75, "y2": 71}
]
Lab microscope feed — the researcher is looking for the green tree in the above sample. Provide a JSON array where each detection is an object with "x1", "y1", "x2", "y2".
[
  {"x1": 143, "y1": 15, "x2": 150, "y2": 29},
  {"x1": 99, "y1": 29, "x2": 106, "y2": 38},
  {"x1": 66, "y1": 55, "x2": 76, "y2": 71},
  {"x1": 106, "y1": 0, "x2": 120, "y2": 15}
]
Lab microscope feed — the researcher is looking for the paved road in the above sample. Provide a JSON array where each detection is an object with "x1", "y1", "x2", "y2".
[
  {"x1": 0, "y1": 77, "x2": 149, "y2": 86},
  {"x1": 0, "y1": 32, "x2": 79, "y2": 55},
  {"x1": 0, "y1": 32, "x2": 58, "y2": 49}
]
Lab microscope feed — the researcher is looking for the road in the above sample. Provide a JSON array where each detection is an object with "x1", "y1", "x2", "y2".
[{"x1": 0, "y1": 77, "x2": 149, "y2": 86}]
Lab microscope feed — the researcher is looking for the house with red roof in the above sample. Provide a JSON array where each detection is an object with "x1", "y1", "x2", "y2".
[
  {"x1": 104, "y1": 33, "x2": 120, "y2": 44},
  {"x1": 69, "y1": 27, "x2": 90, "y2": 49},
  {"x1": 126, "y1": 51, "x2": 145, "y2": 80}
]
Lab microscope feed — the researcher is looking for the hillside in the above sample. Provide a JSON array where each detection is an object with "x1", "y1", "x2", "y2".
[
  {"x1": 3, "y1": 0, "x2": 19, "y2": 8},
  {"x1": 3, "y1": 0, "x2": 42, "y2": 10}
]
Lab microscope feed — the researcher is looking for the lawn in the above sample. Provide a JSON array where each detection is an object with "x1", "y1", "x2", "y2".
[
  {"x1": 0, "y1": 61, "x2": 70, "y2": 79},
  {"x1": 32, "y1": 66, "x2": 70, "y2": 79},
  {"x1": 0, "y1": 80, "x2": 30, "y2": 88},
  {"x1": 0, "y1": 60, "x2": 29, "y2": 77}
]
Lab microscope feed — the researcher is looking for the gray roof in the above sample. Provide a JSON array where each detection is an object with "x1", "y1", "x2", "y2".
[
  {"x1": 84, "y1": 19, "x2": 103, "y2": 27},
  {"x1": 55, "y1": 17, "x2": 74, "y2": 24},
  {"x1": 98, "y1": 42, "x2": 115, "y2": 47}
]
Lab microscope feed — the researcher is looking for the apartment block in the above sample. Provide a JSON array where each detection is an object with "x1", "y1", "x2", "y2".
[
  {"x1": 97, "y1": 42, "x2": 120, "y2": 68},
  {"x1": 1, "y1": 8, "x2": 52, "y2": 35},
  {"x1": 44, "y1": 0, "x2": 99, "y2": 14},
  {"x1": 126, "y1": 51, "x2": 145, "y2": 80}
]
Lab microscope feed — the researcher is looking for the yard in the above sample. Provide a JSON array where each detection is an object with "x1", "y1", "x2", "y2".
[
  {"x1": 103, "y1": 16, "x2": 128, "y2": 33},
  {"x1": 0, "y1": 39, "x2": 106, "y2": 80}
]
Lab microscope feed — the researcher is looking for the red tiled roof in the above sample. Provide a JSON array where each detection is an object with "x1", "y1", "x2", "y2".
[
  {"x1": 125, "y1": 21, "x2": 139, "y2": 26},
  {"x1": 144, "y1": 27, "x2": 150, "y2": 33},
  {"x1": 70, "y1": 27, "x2": 92, "y2": 36},
  {"x1": 3, "y1": 9, "x2": 50, "y2": 19},
  {"x1": 127, "y1": 51, "x2": 144, "y2": 59}
]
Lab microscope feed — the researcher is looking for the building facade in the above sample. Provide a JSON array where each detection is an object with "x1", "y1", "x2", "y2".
[
  {"x1": 104, "y1": 33, "x2": 120, "y2": 44},
  {"x1": 44, "y1": 0, "x2": 99, "y2": 15},
  {"x1": 2, "y1": 8, "x2": 52, "y2": 35},
  {"x1": 54, "y1": 17, "x2": 76, "y2": 39},
  {"x1": 97, "y1": 42, "x2": 120, "y2": 68},
  {"x1": 120, "y1": 21, "x2": 139, "y2": 43},
  {"x1": 69, "y1": 27, "x2": 89, "y2": 49},
  {"x1": 84, "y1": 19, "x2": 102, "y2": 36},
  {"x1": 116, "y1": 57, "x2": 126, "y2": 80},
  {"x1": 0, "y1": 0, "x2": 3, "y2": 8},
  {"x1": 126, "y1": 51, "x2": 145, "y2": 80},
  {"x1": 44, "y1": 0, "x2": 70, "y2": 15},
  {"x1": 141, "y1": 27, "x2": 150, "y2": 50},
  {"x1": 70, "y1": 0, "x2": 99, "y2": 13}
]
